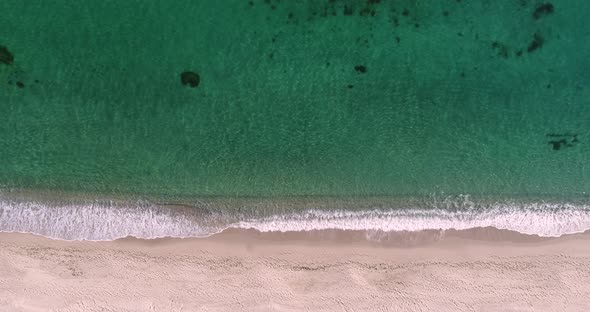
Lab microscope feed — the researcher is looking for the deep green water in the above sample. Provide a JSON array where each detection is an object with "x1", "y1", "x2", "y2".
[{"x1": 0, "y1": 0, "x2": 589, "y2": 197}]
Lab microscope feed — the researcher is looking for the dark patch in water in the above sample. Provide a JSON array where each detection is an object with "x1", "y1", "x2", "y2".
[
  {"x1": 527, "y1": 33, "x2": 544, "y2": 53},
  {"x1": 491, "y1": 41, "x2": 510, "y2": 58},
  {"x1": 180, "y1": 71, "x2": 200, "y2": 88},
  {"x1": 354, "y1": 65, "x2": 367, "y2": 74},
  {"x1": 0, "y1": 45, "x2": 14, "y2": 65},
  {"x1": 343, "y1": 5, "x2": 353, "y2": 16},
  {"x1": 533, "y1": 3, "x2": 554, "y2": 20},
  {"x1": 546, "y1": 133, "x2": 579, "y2": 150},
  {"x1": 548, "y1": 139, "x2": 566, "y2": 150}
]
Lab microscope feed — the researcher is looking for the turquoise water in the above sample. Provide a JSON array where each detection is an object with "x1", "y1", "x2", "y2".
[{"x1": 1, "y1": 2, "x2": 589, "y2": 198}]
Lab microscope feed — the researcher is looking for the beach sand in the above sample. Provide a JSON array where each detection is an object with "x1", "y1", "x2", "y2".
[{"x1": 1, "y1": 228, "x2": 590, "y2": 312}]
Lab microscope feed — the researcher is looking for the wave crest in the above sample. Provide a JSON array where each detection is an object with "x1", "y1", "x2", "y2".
[
  {"x1": 238, "y1": 203, "x2": 590, "y2": 237},
  {"x1": 2, "y1": 193, "x2": 590, "y2": 240}
]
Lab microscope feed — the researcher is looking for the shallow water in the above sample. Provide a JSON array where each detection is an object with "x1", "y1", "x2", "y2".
[{"x1": 0, "y1": 1, "x2": 589, "y2": 239}]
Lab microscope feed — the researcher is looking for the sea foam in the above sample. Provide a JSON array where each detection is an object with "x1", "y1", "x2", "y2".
[
  {"x1": 237, "y1": 203, "x2": 590, "y2": 237},
  {"x1": 2, "y1": 194, "x2": 590, "y2": 240},
  {"x1": 0, "y1": 199, "x2": 218, "y2": 240}
]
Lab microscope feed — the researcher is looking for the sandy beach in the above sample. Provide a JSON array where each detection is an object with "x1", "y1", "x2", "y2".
[{"x1": 1, "y1": 228, "x2": 589, "y2": 312}]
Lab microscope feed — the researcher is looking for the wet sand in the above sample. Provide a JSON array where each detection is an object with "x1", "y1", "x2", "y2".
[{"x1": 1, "y1": 228, "x2": 590, "y2": 311}]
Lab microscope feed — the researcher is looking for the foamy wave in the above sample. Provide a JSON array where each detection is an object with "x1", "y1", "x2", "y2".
[
  {"x1": 0, "y1": 199, "x2": 221, "y2": 240},
  {"x1": 2, "y1": 195, "x2": 590, "y2": 240},
  {"x1": 237, "y1": 203, "x2": 590, "y2": 237}
]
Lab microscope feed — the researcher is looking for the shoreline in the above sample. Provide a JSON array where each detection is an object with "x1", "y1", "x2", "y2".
[
  {"x1": 1, "y1": 229, "x2": 590, "y2": 311},
  {"x1": 4, "y1": 187, "x2": 590, "y2": 241},
  {"x1": 3, "y1": 225, "x2": 562, "y2": 245},
  {"x1": 4, "y1": 189, "x2": 590, "y2": 239}
]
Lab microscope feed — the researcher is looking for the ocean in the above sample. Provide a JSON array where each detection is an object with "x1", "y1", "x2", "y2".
[{"x1": 1, "y1": 0, "x2": 589, "y2": 240}]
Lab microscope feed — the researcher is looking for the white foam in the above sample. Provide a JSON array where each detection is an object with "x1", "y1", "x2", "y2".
[
  {"x1": 2, "y1": 196, "x2": 590, "y2": 240},
  {"x1": 0, "y1": 199, "x2": 218, "y2": 240},
  {"x1": 236, "y1": 203, "x2": 590, "y2": 237}
]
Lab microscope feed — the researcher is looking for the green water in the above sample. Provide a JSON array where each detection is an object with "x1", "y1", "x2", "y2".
[{"x1": 0, "y1": 1, "x2": 588, "y2": 197}]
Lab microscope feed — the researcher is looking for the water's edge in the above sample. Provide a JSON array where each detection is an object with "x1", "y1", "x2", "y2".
[{"x1": 2, "y1": 189, "x2": 590, "y2": 241}]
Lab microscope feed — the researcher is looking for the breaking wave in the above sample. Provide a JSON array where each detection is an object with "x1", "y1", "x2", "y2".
[
  {"x1": 2, "y1": 192, "x2": 590, "y2": 240},
  {"x1": 237, "y1": 204, "x2": 590, "y2": 237}
]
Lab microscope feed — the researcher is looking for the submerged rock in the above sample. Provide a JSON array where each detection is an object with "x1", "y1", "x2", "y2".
[
  {"x1": 548, "y1": 139, "x2": 566, "y2": 150},
  {"x1": 533, "y1": 3, "x2": 554, "y2": 20},
  {"x1": 180, "y1": 71, "x2": 200, "y2": 88},
  {"x1": 0, "y1": 45, "x2": 14, "y2": 65},
  {"x1": 546, "y1": 133, "x2": 579, "y2": 150},
  {"x1": 354, "y1": 65, "x2": 367, "y2": 73},
  {"x1": 527, "y1": 33, "x2": 544, "y2": 53}
]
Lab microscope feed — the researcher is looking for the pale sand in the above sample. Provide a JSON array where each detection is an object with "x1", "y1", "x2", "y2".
[{"x1": 1, "y1": 229, "x2": 590, "y2": 312}]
